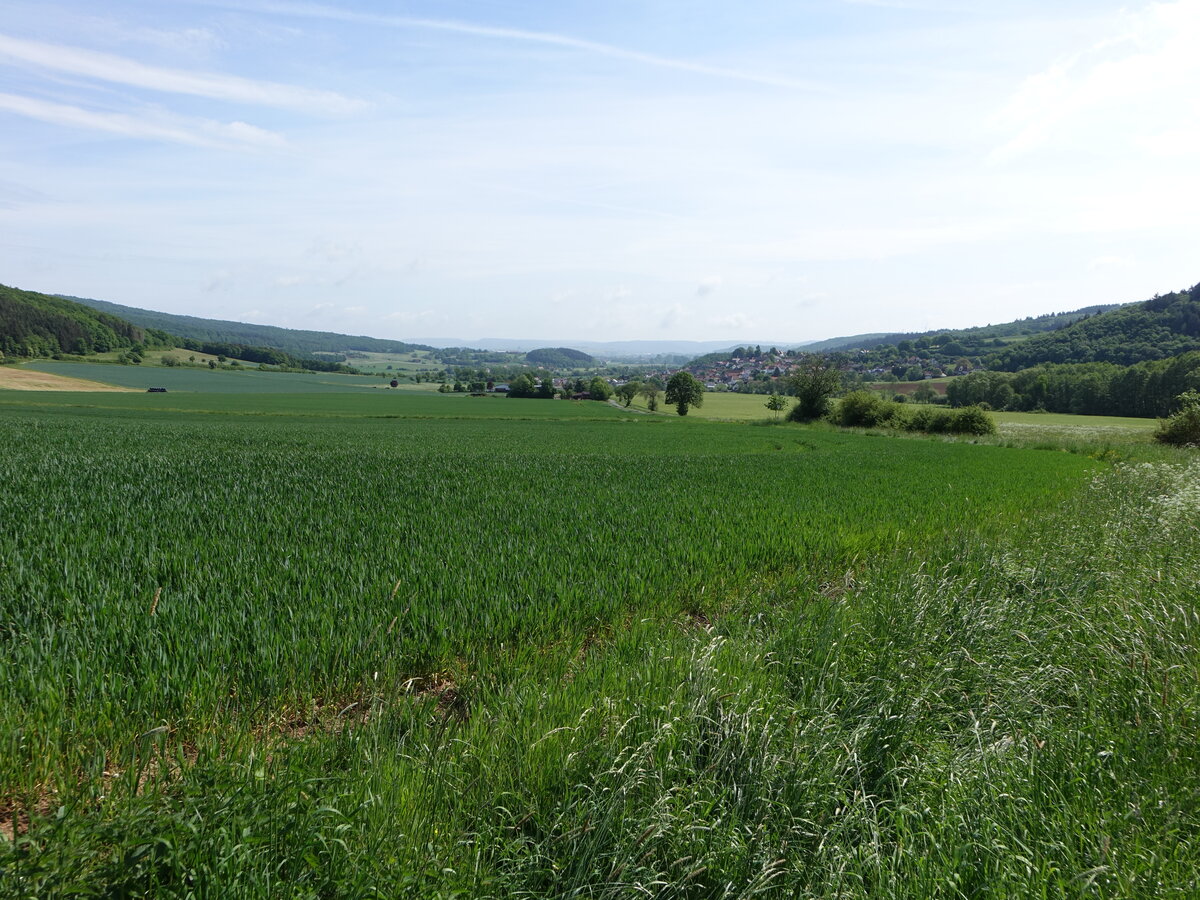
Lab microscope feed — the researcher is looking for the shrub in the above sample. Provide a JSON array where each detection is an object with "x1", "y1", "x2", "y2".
[
  {"x1": 904, "y1": 406, "x2": 944, "y2": 433},
  {"x1": 833, "y1": 391, "x2": 901, "y2": 428},
  {"x1": 902, "y1": 405, "x2": 996, "y2": 436},
  {"x1": 1154, "y1": 391, "x2": 1200, "y2": 446},
  {"x1": 948, "y1": 405, "x2": 997, "y2": 435}
]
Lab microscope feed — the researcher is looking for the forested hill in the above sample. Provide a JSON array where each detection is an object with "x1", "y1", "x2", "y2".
[
  {"x1": 1, "y1": 283, "x2": 174, "y2": 357},
  {"x1": 525, "y1": 347, "x2": 595, "y2": 367},
  {"x1": 66, "y1": 295, "x2": 433, "y2": 356},
  {"x1": 990, "y1": 283, "x2": 1200, "y2": 370},
  {"x1": 804, "y1": 303, "x2": 1125, "y2": 354}
]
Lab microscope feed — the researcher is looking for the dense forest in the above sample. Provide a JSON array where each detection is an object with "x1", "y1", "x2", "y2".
[
  {"x1": 989, "y1": 284, "x2": 1200, "y2": 369},
  {"x1": 0, "y1": 284, "x2": 174, "y2": 357},
  {"x1": 66, "y1": 295, "x2": 433, "y2": 356},
  {"x1": 946, "y1": 352, "x2": 1200, "y2": 418}
]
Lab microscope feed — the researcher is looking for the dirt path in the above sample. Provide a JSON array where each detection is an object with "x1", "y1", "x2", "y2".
[{"x1": 0, "y1": 366, "x2": 134, "y2": 392}]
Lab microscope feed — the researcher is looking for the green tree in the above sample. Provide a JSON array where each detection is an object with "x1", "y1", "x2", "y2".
[
  {"x1": 665, "y1": 372, "x2": 704, "y2": 416},
  {"x1": 639, "y1": 383, "x2": 661, "y2": 412},
  {"x1": 507, "y1": 373, "x2": 537, "y2": 397},
  {"x1": 764, "y1": 392, "x2": 788, "y2": 422},
  {"x1": 588, "y1": 376, "x2": 614, "y2": 401},
  {"x1": 787, "y1": 357, "x2": 841, "y2": 421},
  {"x1": 911, "y1": 383, "x2": 938, "y2": 404},
  {"x1": 616, "y1": 381, "x2": 642, "y2": 407}
]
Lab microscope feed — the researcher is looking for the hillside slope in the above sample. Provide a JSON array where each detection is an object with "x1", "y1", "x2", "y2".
[
  {"x1": 1, "y1": 284, "x2": 172, "y2": 357},
  {"x1": 67, "y1": 295, "x2": 433, "y2": 356},
  {"x1": 989, "y1": 283, "x2": 1200, "y2": 369},
  {"x1": 806, "y1": 304, "x2": 1125, "y2": 354}
]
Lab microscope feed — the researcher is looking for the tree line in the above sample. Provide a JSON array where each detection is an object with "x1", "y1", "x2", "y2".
[{"x1": 945, "y1": 352, "x2": 1200, "y2": 417}]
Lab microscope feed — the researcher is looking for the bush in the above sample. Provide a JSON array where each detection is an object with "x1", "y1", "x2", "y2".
[
  {"x1": 948, "y1": 405, "x2": 997, "y2": 435},
  {"x1": 1154, "y1": 391, "x2": 1200, "y2": 446},
  {"x1": 832, "y1": 391, "x2": 901, "y2": 428},
  {"x1": 903, "y1": 405, "x2": 996, "y2": 436}
]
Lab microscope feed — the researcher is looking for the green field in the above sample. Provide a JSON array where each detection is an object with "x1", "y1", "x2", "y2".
[
  {"x1": 3, "y1": 390, "x2": 1198, "y2": 897},
  {"x1": 647, "y1": 389, "x2": 1162, "y2": 433}
]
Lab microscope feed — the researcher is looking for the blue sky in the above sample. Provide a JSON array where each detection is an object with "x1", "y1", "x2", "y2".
[{"x1": 1, "y1": 1, "x2": 1198, "y2": 343}]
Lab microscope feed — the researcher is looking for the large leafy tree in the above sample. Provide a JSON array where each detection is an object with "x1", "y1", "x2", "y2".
[
  {"x1": 787, "y1": 356, "x2": 841, "y2": 421},
  {"x1": 588, "y1": 376, "x2": 614, "y2": 401},
  {"x1": 665, "y1": 372, "x2": 704, "y2": 416}
]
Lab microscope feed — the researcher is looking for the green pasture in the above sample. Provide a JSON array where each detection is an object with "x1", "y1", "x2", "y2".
[
  {"x1": 631, "y1": 389, "x2": 775, "y2": 421},
  {"x1": 3, "y1": 392, "x2": 1199, "y2": 897},
  {"x1": 346, "y1": 349, "x2": 446, "y2": 374},
  {"x1": 638, "y1": 389, "x2": 1163, "y2": 430}
]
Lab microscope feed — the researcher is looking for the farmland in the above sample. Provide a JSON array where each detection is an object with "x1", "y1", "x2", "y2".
[
  {"x1": 2, "y1": 391, "x2": 1198, "y2": 897},
  {"x1": 22, "y1": 360, "x2": 389, "y2": 393}
]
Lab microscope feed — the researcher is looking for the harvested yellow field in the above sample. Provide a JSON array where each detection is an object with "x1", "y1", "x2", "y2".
[{"x1": 0, "y1": 366, "x2": 133, "y2": 392}]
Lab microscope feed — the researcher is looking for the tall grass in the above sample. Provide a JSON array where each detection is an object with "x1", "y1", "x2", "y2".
[{"x1": 2, "y1": 398, "x2": 1196, "y2": 897}]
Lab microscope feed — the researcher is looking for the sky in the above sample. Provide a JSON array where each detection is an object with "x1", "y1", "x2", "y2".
[{"x1": 1, "y1": 0, "x2": 1198, "y2": 345}]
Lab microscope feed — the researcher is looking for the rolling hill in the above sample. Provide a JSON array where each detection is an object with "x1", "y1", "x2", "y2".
[
  {"x1": 988, "y1": 283, "x2": 1200, "y2": 369},
  {"x1": 800, "y1": 304, "x2": 1127, "y2": 355},
  {"x1": 66, "y1": 295, "x2": 433, "y2": 356},
  {"x1": 1, "y1": 283, "x2": 173, "y2": 357}
]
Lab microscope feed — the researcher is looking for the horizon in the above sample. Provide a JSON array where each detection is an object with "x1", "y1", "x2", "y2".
[
  {"x1": 2, "y1": 1, "x2": 1198, "y2": 343},
  {"x1": 57, "y1": 283, "x2": 1138, "y2": 353}
]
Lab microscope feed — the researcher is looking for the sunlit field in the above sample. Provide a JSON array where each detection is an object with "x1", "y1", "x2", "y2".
[{"x1": 3, "y1": 390, "x2": 1198, "y2": 897}]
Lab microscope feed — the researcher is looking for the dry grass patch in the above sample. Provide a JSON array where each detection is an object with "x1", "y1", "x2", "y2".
[{"x1": 0, "y1": 366, "x2": 134, "y2": 392}]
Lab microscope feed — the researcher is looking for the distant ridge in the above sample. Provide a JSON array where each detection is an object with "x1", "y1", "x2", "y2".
[
  {"x1": 797, "y1": 304, "x2": 1127, "y2": 354},
  {"x1": 66, "y1": 295, "x2": 434, "y2": 356},
  {"x1": 414, "y1": 338, "x2": 752, "y2": 356}
]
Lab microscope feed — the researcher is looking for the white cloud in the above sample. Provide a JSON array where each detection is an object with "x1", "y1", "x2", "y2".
[
  {"x1": 990, "y1": 1, "x2": 1200, "y2": 161},
  {"x1": 220, "y1": 1, "x2": 825, "y2": 91},
  {"x1": 1089, "y1": 255, "x2": 1135, "y2": 270},
  {"x1": 0, "y1": 32, "x2": 367, "y2": 114},
  {"x1": 0, "y1": 92, "x2": 285, "y2": 149}
]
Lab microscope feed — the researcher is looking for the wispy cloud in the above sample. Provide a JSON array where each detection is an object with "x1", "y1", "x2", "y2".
[
  {"x1": 0, "y1": 92, "x2": 285, "y2": 149},
  {"x1": 215, "y1": 1, "x2": 826, "y2": 91},
  {"x1": 989, "y1": 1, "x2": 1200, "y2": 161},
  {"x1": 0, "y1": 32, "x2": 367, "y2": 114}
]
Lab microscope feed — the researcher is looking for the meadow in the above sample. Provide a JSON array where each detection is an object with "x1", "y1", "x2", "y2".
[{"x1": 1, "y1": 390, "x2": 1197, "y2": 897}]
